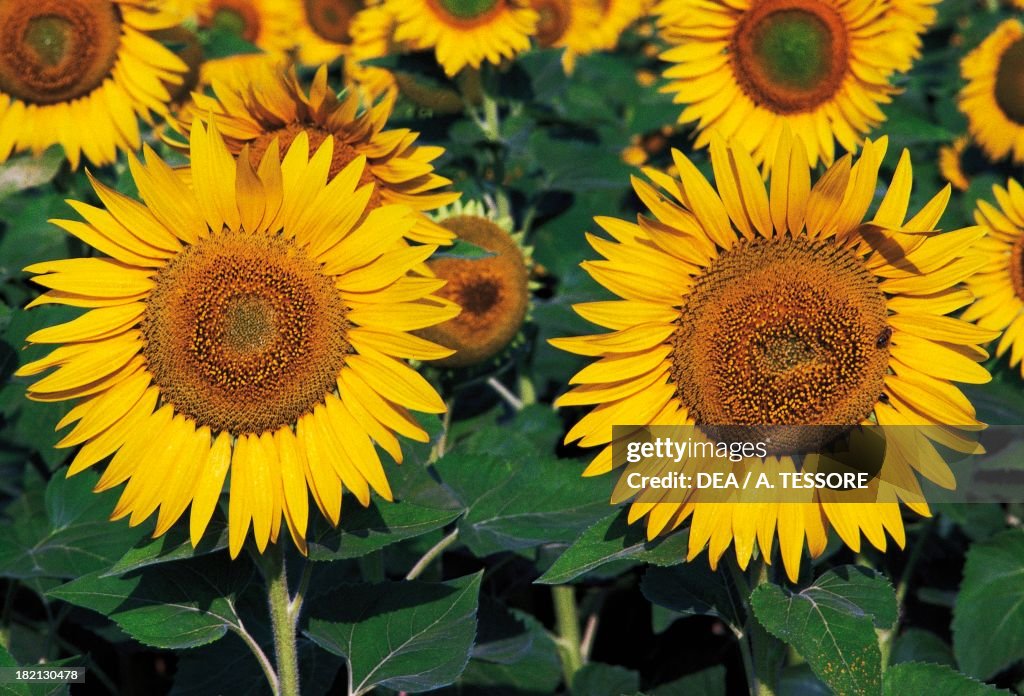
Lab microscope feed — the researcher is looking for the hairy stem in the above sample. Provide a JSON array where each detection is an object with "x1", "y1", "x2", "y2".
[
  {"x1": 552, "y1": 585, "x2": 583, "y2": 687},
  {"x1": 265, "y1": 546, "x2": 300, "y2": 696}
]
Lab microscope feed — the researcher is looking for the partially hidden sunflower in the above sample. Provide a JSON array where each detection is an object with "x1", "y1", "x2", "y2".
[
  {"x1": 552, "y1": 131, "x2": 996, "y2": 581},
  {"x1": 387, "y1": 0, "x2": 538, "y2": 77},
  {"x1": 590, "y1": 0, "x2": 650, "y2": 51},
  {"x1": 172, "y1": 63, "x2": 459, "y2": 244},
  {"x1": 417, "y1": 200, "x2": 534, "y2": 368},
  {"x1": 15, "y1": 121, "x2": 460, "y2": 557},
  {"x1": 654, "y1": 0, "x2": 913, "y2": 170},
  {"x1": 960, "y1": 19, "x2": 1024, "y2": 164},
  {"x1": 963, "y1": 178, "x2": 1024, "y2": 374},
  {"x1": 293, "y1": 0, "x2": 373, "y2": 66},
  {"x1": 939, "y1": 136, "x2": 971, "y2": 192},
  {"x1": 343, "y1": 4, "x2": 401, "y2": 101},
  {"x1": 887, "y1": 0, "x2": 939, "y2": 72},
  {"x1": 189, "y1": 0, "x2": 300, "y2": 87},
  {"x1": 529, "y1": 0, "x2": 602, "y2": 73},
  {"x1": 0, "y1": 0, "x2": 188, "y2": 168}
]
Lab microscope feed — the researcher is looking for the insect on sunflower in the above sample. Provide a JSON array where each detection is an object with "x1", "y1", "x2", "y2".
[
  {"x1": 552, "y1": 131, "x2": 997, "y2": 582},
  {"x1": 16, "y1": 122, "x2": 460, "y2": 558}
]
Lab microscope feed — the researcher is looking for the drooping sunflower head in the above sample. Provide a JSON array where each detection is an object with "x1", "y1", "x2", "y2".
[
  {"x1": 963, "y1": 178, "x2": 1024, "y2": 374},
  {"x1": 16, "y1": 121, "x2": 460, "y2": 558},
  {"x1": 172, "y1": 62, "x2": 459, "y2": 244},
  {"x1": 417, "y1": 201, "x2": 533, "y2": 368},
  {"x1": 655, "y1": 0, "x2": 909, "y2": 170},
  {"x1": 387, "y1": 0, "x2": 538, "y2": 77},
  {"x1": 0, "y1": 0, "x2": 187, "y2": 167},
  {"x1": 552, "y1": 131, "x2": 995, "y2": 581},
  {"x1": 528, "y1": 0, "x2": 602, "y2": 72},
  {"x1": 960, "y1": 19, "x2": 1024, "y2": 164}
]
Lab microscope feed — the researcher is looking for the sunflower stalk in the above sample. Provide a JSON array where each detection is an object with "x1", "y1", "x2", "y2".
[
  {"x1": 552, "y1": 585, "x2": 584, "y2": 687},
  {"x1": 263, "y1": 544, "x2": 301, "y2": 696},
  {"x1": 728, "y1": 560, "x2": 780, "y2": 696}
]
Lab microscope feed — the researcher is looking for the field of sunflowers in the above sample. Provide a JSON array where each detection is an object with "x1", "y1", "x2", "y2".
[{"x1": 2, "y1": 0, "x2": 1024, "y2": 694}]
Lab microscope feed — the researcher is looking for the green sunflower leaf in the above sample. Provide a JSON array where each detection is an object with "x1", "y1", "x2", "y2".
[
  {"x1": 0, "y1": 469, "x2": 147, "y2": 580},
  {"x1": 882, "y1": 662, "x2": 1010, "y2": 696},
  {"x1": 750, "y1": 565, "x2": 897, "y2": 696},
  {"x1": 433, "y1": 449, "x2": 612, "y2": 557},
  {"x1": 105, "y1": 519, "x2": 229, "y2": 577},
  {"x1": 639, "y1": 563, "x2": 742, "y2": 632},
  {"x1": 47, "y1": 554, "x2": 255, "y2": 650},
  {"x1": 537, "y1": 508, "x2": 688, "y2": 584},
  {"x1": 307, "y1": 500, "x2": 462, "y2": 561},
  {"x1": 952, "y1": 528, "x2": 1024, "y2": 679},
  {"x1": 571, "y1": 663, "x2": 640, "y2": 696},
  {"x1": 304, "y1": 572, "x2": 482, "y2": 695}
]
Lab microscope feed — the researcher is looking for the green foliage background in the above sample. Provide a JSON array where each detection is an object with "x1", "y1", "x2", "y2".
[{"x1": 1, "y1": 1, "x2": 1024, "y2": 694}]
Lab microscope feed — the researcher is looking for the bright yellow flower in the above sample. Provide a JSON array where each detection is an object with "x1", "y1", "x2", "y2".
[
  {"x1": 529, "y1": 0, "x2": 603, "y2": 73},
  {"x1": 939, "y1": 136, "x2": 971, "y2": 192},
  {"x1": 0, "y1": 0, "x2": 187, "y2": 167},
  {"x1": 16, "y1": 122, "x2": 459, "y2": 558},
  {"x1": 963, "y1": 179, "x2": 1024, "y2": 375},
  {"x1": 959, "y1": 19, "x2": 1024, "y2": 164},
  {"x1": 655, "y1": 0, "x2": 912, "y2": 170},
  {"x1": 590, "y1": 0, "x2": 650, "y2": 51},
  {"x1": 173, "y1": 63, "x2": 459, "y2": 244},
  {"x1": 552, "y1": 131, "x2": 995, "y2": 581},
  {"x1": 387, "y1": 0, "x2": 538, "y2": 77}
]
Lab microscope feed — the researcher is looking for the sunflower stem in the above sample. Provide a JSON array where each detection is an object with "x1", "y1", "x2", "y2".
[
  {"x1": 406, "y1": 529, "x2": 459, "y2": 580},
  {"x1": 552, "y1": 585, "x2": 583, "y2": 687},
  {"x1": 265, "y1": 545, "x2": 301, "y2": 696},
  {"x1": 728, "y1": 560, "x2": 779, "y2": 696}
]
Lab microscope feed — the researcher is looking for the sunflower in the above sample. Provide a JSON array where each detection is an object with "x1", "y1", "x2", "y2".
[
  {"x1": 959, "y1": 19, "x2": 1024, "y2": 164},
  {"x1": 963, "y1": 178, "x2": 1024, "y2": 375},
  {"x1": 655, "y1": 0, "x2": 911, "y2": 170},
  {"x1": 15, "y1": 121, "x2": 459, "y2": 557},
  {"x1": 387, "y1": 0, "x2": 538, "y2": 77},
  {"x1": 346, "y1": 4, "x2": 399, "y2": 100},
  {"x1": 293, "y1": 0, "x2": 373, "y2": 66},
  {"x1": 417, "y1": 201, "x2": 533, "y2": 367},
  {"x1": 886, "y1": 0, "x2": 938, "y2": 72},
  {"x1": 194, "y1": 0, "x2": 297, "y2": 56},
  {"x1": 552, "y1": 131, "x2": 995, "y2": 581},
  {"x1": 0, "y1": 0, "x2": 187, "y2": 168},
  {"x1": 172, "y1": 63, "x2": 458, "y2": 244},
  {"x1": 590, "y1": 0, "x2": 650, "y2": 51},
  {"x1": 529, "y1": 0, "x2": 602, "y2": 73},
  {"x1": 939, "y1": 136, "x2": 971, "y2": 192}
]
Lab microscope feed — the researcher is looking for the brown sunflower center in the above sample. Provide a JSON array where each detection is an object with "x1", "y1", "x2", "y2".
[
  {"x1": 419, "y1": 215, "x2": 530, "y2": 368},
  {"x1": 1010, "y1": 234, "x2": 1024, "y2": 301},
  {"x1": 671, "y1": 236, "x2": 889, "y2": 453},
  {"x1": 731, "y1": 0, "x2": 849, "y2": 114},
  {"x1": 532, "y1": 0, "x2": 571, "y2": 47},
  {"x1": 995, "y1": 38, "x2": 1024, "y2": 125},
  {"x1": 142, "y1": 230, "x2": 350, "y2": 435},
  {"x1": 304, "y1": 0, "x2": 363, "y2": 43},
  {"x1": 249, "y1": 123, "x2": 382, "y2": 208},
  {"x1": 427, "y1": 0, "x2": 503, "y2": 26},
  {"x1": 0, "y1": 0, "x2": 121, "y2": 105},
  {"x1": 206, "y1": 0, "x2": 261, "y2": 42}
]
